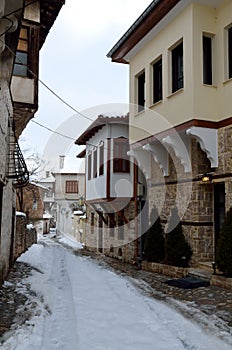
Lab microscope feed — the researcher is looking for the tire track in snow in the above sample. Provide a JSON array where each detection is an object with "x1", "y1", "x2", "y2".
[{"x1": 40, "y1": 245, "x2": 80, "y2": 349}]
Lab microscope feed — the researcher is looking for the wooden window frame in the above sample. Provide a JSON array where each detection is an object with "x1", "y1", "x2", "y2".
[
  {"x1": 153, "y1": 57, "x2": 163, "y2": 103},
  {"x1": 13, "y1": 26, "x2": 29, "y2": 77},
  {"x1": 65, "y1": 180, "x2": 78, "y2": 194},
  {"x1": 228, "y1": 26, "x2": 232, "y2": 79},
  {"x1": 137, "y1": 71, "x2": 145, "y2": 112},
  {"x1": 117, "y1": 211, "x2": 124, "y2": 241},
  {"x1": 93, "y1": 148, "x2": 97, "y2": 178},
  {"x1": 108, "y1": 213, "x2": 115, "y2": 237},
  {"x1": 203, "y1": 35, "x2": 212, "y2": 85},
  {"x1": 113, "y1": 138, "x2": 130, "y2": 173},
  {"x1": 172, "y1": 41, "x2": 183, "y2": 93},
  {"x1": 99, "y1": 142, "x2": 104, "y2": 176},
  {"x1": 90, "y1": 212, "x2": 94, "y2": 234},
  {"x1": 87, "y1": 153, "x2": 92, "y2": 180}
]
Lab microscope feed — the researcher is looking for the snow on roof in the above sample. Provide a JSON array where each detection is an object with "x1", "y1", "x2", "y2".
[
  {"x1": 73, "y1": 210, "x2": 83, "y2": 215},
  {"x1": 43, "y1": 212, "x2": 53, "y2": 219},
  {"x1": 16, "y1": 211, "x2": 26, "y2": 217}
]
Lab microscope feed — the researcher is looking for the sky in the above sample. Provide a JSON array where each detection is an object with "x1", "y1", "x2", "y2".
[
  {"x1": 21, "y1": 0, "x2": 152, "y2": 172},
  {"x1": 2, "y1": 234, "x2": 231, "y2": 349}
]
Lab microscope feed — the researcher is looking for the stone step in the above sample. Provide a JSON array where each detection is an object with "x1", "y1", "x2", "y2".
[
  {"x1": 188, "y1": 268, "x2": 212, "y2": 282},
  {"x1": 197, "y1": 261, "x2": 215, "y2": 272}
]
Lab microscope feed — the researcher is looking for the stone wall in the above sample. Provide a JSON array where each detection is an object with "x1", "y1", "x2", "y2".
[
  {"x1": 146, "y1": 126, "x2": 232, "y2": 267},
  {"x1": 85, "y1": 200, "x2": 137, "y2": 263},
  {"x1": 14, "y1": 214, "x2": 37, "y2": 262},
  {"x1": 142, "y1": 261, "x2": 189, "y2": 278},
  {"x1": 0, "y1": 79, "x2": 14, "y2": 283}
]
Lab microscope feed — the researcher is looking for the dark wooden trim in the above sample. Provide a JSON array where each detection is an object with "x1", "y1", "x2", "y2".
[
  {"x1": 160, "y1": 219, "x2": 213, "y2": 227},
  {"x1": 116, "y1": 209, "x2": 129, "y2": 225},
  {"x1": 147, "y1": 172, "x2": 232, "y2": 188},
  {"x1": 86, "y1": 197, "x2": 134, "y2": 204},
  {"x1": 106, "y1": 138, "x2": 111, "y2": 199},
  {"x1": 134, "y1": 160, "x2": 139, "y2": 258},
  {"x1": 130, "y1": 117, "x2": 232, "y2": 149},
  {"x1": 110, "y1": 0, "x2": 181, "y2": 63},
  {"x1": 95, "y1": 210, "x2": 108, "y2": 225}
]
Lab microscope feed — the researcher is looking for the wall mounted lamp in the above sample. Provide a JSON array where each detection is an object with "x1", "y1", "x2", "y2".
[{"x1": 201, "y1": 173, "x2": 213, "y2": 183}]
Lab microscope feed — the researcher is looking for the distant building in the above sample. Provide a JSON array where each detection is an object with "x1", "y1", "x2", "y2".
[
  {"x1": 76, "y1": 115, "x2": 146, "y2": 262},
  {"x1": 53, "y1": 171, "x2": 85, "y2": 235},
  {"x1": 38, "y1": 172, "x2": 56, "y2": 220},
  {"x1": 16, "y1": 182, "x2": 47, "y2": 235}
]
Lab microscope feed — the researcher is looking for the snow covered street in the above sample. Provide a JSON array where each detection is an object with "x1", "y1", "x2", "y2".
[{"x1": 1, "y1": 236, "x2": 231, "y2": 350}]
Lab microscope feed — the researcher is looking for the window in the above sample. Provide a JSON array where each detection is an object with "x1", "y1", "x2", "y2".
[
  {"x1": 113, "y1": 138, "x2": 130, "y2": 173},
  {"x1": 65, "y1": 181, "x2": 78, "y2": 193},
  {"x1": 90, "y1": 212, "x2": 94, "y2": 234},
  {"x1": 153, "y1": 57, "x2": 163, "y2": 103},
  {"x1": 32, "y1": 198, "x2": 37, "y2": 210},
  {"x1": 93, "y1": 149, "x2": 97, "y2": 178},
  {"x1": 118, "y1": 211, "x2": 124, "y2": 240},
  {"x1": 228, "y1": 26, "x2": 232, "y2": 79},
  {"x1": 203, "y1": 36, "x2": 212, "y2": 85},
  {"x1": 13, "y1": 26, "x2": 29, "y2": 77},
  {"x1": 99, "y1": 143, "x2": 104, "y2": 176},
  {"x1": 137, "y1": 71, "x2": 145, "y2": 112},
  {"x1": 172, "y1": 41, "x2": 183, "y2": 92},
  {"x1": 108, "y1": 213, "x2": 115, "y2": 237},
  {"x1": 87, "y1": 153, "x2": 92, "y2": 180}
]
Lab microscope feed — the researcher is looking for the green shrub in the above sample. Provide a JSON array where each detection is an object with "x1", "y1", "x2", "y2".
[
  {"x1": 165, "y1": 207, "x2": 192, "y2": 267},
  {"x1": 143, "y1": 205, "x2": 165, "y2": 262},
  {"x1": 216, "y1": 207, "x2": 232, "y2": 276}
]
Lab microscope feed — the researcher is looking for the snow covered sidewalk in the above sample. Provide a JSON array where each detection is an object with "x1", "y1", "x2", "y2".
[{"x1": 1, "y1": 237, "x2": 231, "y2": 350}]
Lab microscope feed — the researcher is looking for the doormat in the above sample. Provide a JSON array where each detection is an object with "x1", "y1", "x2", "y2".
[{"x1": 165, "y1": 276, "x2": 210, "y2": 289}]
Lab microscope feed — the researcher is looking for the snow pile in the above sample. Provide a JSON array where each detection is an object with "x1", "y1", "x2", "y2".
[
  {"x1": 1, "y1": 240, "x2": 231, "y2": 350},
  {"x1": 57, "y1": 233, "x2": 84, "y2": 249},
  {"x1": 26, "y1": 224, "x2": 34, "y2": 230}
]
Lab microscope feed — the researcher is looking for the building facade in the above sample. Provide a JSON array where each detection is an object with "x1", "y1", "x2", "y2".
[
  {"x1": 53, "y1": 171, "x2": 85, "y2": 235},
  {"x1": 108, "y1": 0, "x2": 232, "y2": 266},
  {"x1": 76, "y1": 115, "x2": 146, "y2": 262},
  {"x1": 0, "y1": 0, "x2": 64, "y2": 283}
]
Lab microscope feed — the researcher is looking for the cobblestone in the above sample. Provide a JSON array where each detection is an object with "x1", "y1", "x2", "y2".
[{"x1": 79, "y1": 249, "x2": 232, "y2": 333}]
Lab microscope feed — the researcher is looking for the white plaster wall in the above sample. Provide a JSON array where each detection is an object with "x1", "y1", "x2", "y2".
[
  {"x1": 85, "y1": 122, "x2": 133, "y2": 201},
  {"x1": 129, "y1": 0, "x2": 232, "y2": 143},
  {"x1": 11, "y1": 77, "x2": 35, "y2": 104}
]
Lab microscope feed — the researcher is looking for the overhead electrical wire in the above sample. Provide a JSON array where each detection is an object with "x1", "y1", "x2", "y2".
[
  {"x1": 0, "y1": 25, "x2": 126, "y2": 151},
  {"x1": 31, "y1": 120, "x2": 76, "y2": 141}
]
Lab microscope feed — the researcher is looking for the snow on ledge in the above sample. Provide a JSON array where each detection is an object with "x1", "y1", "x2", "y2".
[{"x1": 16, "y1": 211, "x2": 26, "y2": 217}]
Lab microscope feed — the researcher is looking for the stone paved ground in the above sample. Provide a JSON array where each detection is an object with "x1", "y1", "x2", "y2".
[
  {"x1": 0, "y1": 242, "x2": 232, "y2": 343},
  {"x1": 78, "y1": 249, "x2": 232, "y2": 336},
  {"x1": 0, "y1": 262, "x2": 35, "y2": 339}
]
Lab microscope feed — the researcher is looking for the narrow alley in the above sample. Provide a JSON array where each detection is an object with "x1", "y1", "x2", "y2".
[{"x1": 0, "y1": 235, "x2": 231, "y2": 350}]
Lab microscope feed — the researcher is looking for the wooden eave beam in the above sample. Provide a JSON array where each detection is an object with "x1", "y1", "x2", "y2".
[{"x1": 110, "y1": 0, "x2": 180, "y2": 63}]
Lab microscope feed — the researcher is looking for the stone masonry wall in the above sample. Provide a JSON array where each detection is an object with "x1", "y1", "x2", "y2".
[
  {"x1": 147, "y1": 127, "x2": 232, "y2": 267},
  {"x1": 14, "y1": 215, "x2": 37, "y2": 262},
  {"x1": 0, "y1": 79, "x2": 14, "y2": 283},
  {"x1": 85, "y1": 200, "x2": 137, "y2": 263},
  {"x1": 147, "y1": 139, "x2": 214, "y2": 266}
]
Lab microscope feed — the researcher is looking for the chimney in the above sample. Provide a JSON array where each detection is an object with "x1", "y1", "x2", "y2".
[{"x1": 59, "y1": 155, "x2": 65, "y2": 169}]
